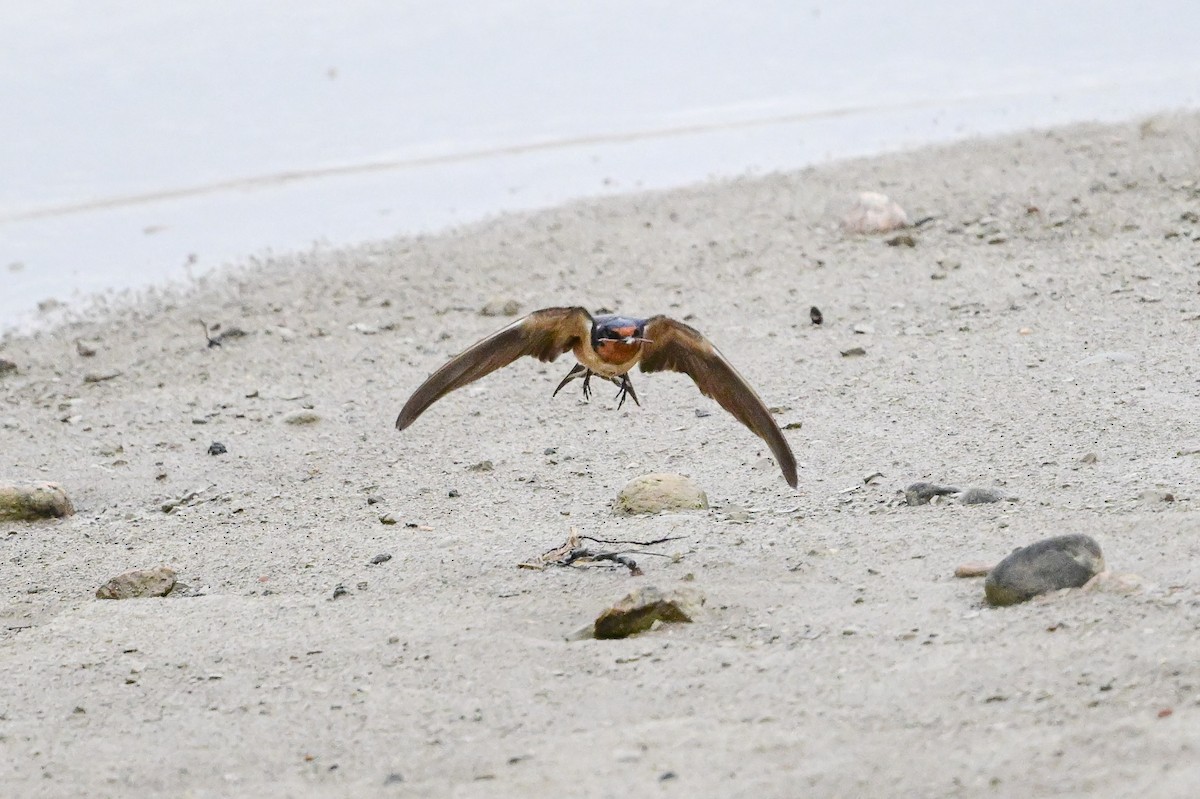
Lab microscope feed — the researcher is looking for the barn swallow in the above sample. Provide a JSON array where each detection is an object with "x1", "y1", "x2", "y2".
[{"x1": 395, "y1": 306, "x2": 798, "y2": 487}]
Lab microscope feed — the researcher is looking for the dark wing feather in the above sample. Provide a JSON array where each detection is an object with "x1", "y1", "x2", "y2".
[
  {"x1": 639, "y1": 316, "x2": 798, "y2": 487},
  {"x1": 396, "y1": 306, "x2": 592, "y2": 430}
]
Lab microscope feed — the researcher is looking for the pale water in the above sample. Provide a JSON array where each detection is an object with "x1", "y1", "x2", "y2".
[{"x1": 2, "y1": 1, "x2": 1199, "y2": 328}]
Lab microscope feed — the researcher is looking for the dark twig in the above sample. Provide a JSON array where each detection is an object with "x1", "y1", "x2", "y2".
[
  {"x1": 579, "y1": 534, "x2": 684, "y2": 547},
  {"x1": 562, "y1": 548, "x2": 643, "y2": 576},
  {"x1": 200, "y1": 320, "x2": 221, "y2": 348}
]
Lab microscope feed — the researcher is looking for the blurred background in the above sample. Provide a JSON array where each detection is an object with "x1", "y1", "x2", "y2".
[{"x1": 2, "y1": 0, "x2": 1198, "y2": 329}]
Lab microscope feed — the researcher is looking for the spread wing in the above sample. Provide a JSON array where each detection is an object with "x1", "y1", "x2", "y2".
[
  {"x1": 639, "y1": 316, "x2": 798, "y2": 487},
  {"x1": 396, "y1": 306, "x2": 592, "y2": 430}
]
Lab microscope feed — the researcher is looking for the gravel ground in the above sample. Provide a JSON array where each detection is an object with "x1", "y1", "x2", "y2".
[{"x1": 2, "y1": 112, "x2": 1200, "y2": 798}]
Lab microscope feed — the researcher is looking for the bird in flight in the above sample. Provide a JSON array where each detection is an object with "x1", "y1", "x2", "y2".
[{"x1": 395, "y1": 306, "x2": 798, "y2": 487}]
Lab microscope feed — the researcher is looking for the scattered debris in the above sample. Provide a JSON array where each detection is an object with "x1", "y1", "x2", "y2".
[
  {"x1": 0, "y1": 357, "x2": 17, "y2": 376},
  {"x1": 984, "y1": 534, "x2": 1105, "y2": 606},
  {"x1": 615, "y1": 473, "x2": 708, "y2": 515},
  {"x1": 0, "y1": 482, "x2": 75, "y2": 521},
  {"x1": 468, "y1": 460, "x2": 494, "y2": 472},
  {"x1": 1138, "y1": 489, "x2": 1176, "y2": 506},
  {"x1": 954, "y1": 562, "x2": 993, "y2": 578},
  {"x1": 885, "y1": 233, "x2": 916, "y2": 247},
  {"x1": 83, "y1": 370, "x2": 122, "y2": 383},
  {"x1": 592, "y1": 585, "x2": 705, "y2": 640},
  {"x1": 519, "y1": 528, "x2": 683, "y2": 576},
  {"x1": 161, "y1": 487, "x2": 207, "y2": 514},
  {"x1": 201, "y1": 321, "x2": 248, "y2": 348},
  {"x1": 96, "y1": 567, "x2": 177, "y2": 600}
]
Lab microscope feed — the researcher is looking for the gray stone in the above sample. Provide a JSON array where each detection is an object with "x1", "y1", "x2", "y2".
[
  {"x1": 96, "y1": 567, "x2": 177, "y2": 600},
  {"x1": 282, "y1": 409, "x2": 321, "y2": 425},
  {"x1": 984, "y1": 535, "x2": 1105, "y2": 606},
  {"x1": 593, "y1": 586, "x2": 704, "y2": 640},
  {"x1": 904, "y1": 481, "x2": 959, "y2": 506},
  {"x1": 0, "y1": 482, "x2": 75, "y2": 521},
  {"x1": 615, "y1": 473, "x2": 708, "y2": 515},
  {"x1": 958, "y1": 487, "x2": 1009, "y2": 505},
  {"x1": 480, "y1": 297, "x2": 522, "y2": 317}
]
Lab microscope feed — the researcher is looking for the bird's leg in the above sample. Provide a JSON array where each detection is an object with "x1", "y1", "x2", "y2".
[
  {"x1": 613, "y1": 373, "x2": 640, "y2": 409},
  {"x1": 553, "y1": 363, "x2": 600, "y2": 401}
]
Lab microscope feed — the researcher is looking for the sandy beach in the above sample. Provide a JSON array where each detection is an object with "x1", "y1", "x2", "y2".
[{"x1": 3, "y1": 112, "x2": 1200, "y2": 797}]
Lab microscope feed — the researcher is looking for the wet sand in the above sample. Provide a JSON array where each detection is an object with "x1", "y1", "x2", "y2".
[{"x1": 2, "y1": 112, "x2": 1200, "y2": 797}]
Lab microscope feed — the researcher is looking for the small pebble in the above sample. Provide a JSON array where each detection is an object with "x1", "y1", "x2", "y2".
[
  {"x1": 984, "y1": 534, "x2": 1105, "y2": 606},
  {"x1": 448, "y1": 489, "x2": 461, "y2": 498},
  {"x1": 0, "y1": 482, "x2": 75, "y2": 520},
  {"x1": 468, "y1": 460, "x2": 494, "y2": 472},
  {"x1": 840, "y1": 191, "x2": 911, "y2": 234},
  {"x1": 593, "y1": 586, "x2": 704, "y2": 640},
  {"x1": 207, "y1": 442, "x2": 227, "y2": 456},
  {"x1": 958, "y1": 487, "x2": 1007, "y2": 505},
  {"x1": 904, "y1": 481, "x2": 959, "y2": 506},
  {"x1": 480, "y1": 298, "x2": 522, "y2": 317},
  {"x1": 840, "y1": 346, "x2": 867, "y2": 357},
  {"x1": 96, "y1": 567, "x2": 177, "y2": 600},
  {"x1": 332, "y1": 584, "x2": 349, "y2": 599},
  {"x1": 282, "y1": 410, "x2": 321, "y2": 425},
  {"x1": 0, "y1": 357, "x2": 17, "y2": 376},
  {"x1": 370, "y1": 553, "x2": 393, "y2": 565},
  {"x1": 379, "y1": 513, "x2": 398, "y2": 525},
  {"x1": 615, "y1": 473, "x2": 708, "y2": 515},
  {"x1": 810, "y1": 306, "x2": 823, "y2": 325}
]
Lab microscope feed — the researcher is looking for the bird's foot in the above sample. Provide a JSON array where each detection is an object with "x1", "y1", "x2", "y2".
[
  {"x1": 552, "y1": 364, "x2": 589, "y2": 399},
  {"x1": 613, "y1": 374, "x2": 640, "y2": 409}
]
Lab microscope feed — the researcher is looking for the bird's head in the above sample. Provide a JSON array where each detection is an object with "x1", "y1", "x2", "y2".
[{"x1": 591, "y1": 316, "x2": 651, "y2": 363}]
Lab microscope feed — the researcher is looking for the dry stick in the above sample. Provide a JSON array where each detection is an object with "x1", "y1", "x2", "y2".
[
  {"x1": 579, "y1": 534, "x2": 684, "y2": 547},
  {"x1": 562, "y1": 548, "x2": 643, "y2": 576},
  {"x1": 199, "y1": 320, "x2": 220, "y2": 348}
]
